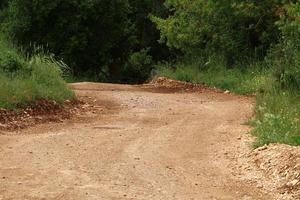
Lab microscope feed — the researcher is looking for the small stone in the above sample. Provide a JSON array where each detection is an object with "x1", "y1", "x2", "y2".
[
  {"x1": 257, "y1": 145, "x2": 268, "y2": 151},
  {"x1": 287, "y1": 179, "x2": 299, "y2": 187},
  {"x1": 0, "y1": 123, "x2": 8, "y2": 128},
  {"x1": 166, "y1": 166, "x2": 172, "y2": 170}
]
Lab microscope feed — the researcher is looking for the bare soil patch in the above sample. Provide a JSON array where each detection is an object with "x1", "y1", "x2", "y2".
[
  {"x1": 143, "y1": 77, "x2": 222, "y2": 93},
  {"x1": 0, "y1": 99, "x2": 92, "y2": 131}
]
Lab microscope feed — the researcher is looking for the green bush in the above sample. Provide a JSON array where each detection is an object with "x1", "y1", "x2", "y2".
[
  {"x1": 0, "y1": 36, "x2": 27, "y2": 73},
  {"x1": 2, "y1": 0, "x2": 134, "y2": 78},
  {"x1": 251, "y1": 3, "x2": 300, "y2": 147},
  {"x1": 1, "y1": 0, "x2": 168, "y2": 82},
  {"x1": 252, "y1": 89, "x2": 300, "y2": 147},
  {"x1": 270, "y1": 3, "x2": 300, "y2": 92},
  {"x1": 152, "y1": 0, "x2": 283, "y2": 63},
  {"x1": 0, "y1": 36, "x2": 75, "y2": 109},
  {"x1": 122, "y1": 49, "x2": 153, "y2": 83},
  {"x1": 156, "y1": 2, "x2": 300, "y2": 148}
]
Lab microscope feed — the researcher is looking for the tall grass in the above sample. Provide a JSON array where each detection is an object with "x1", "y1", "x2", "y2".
[
  {"x1": 0, "y1": 35, "x2": 75, "y2": 109},
  {"x1": 252, "y1": 89, "x2": 300, "y2": 147},
  {"x1": 157, "y1": 59, "x2": 268, "y2": 95}
]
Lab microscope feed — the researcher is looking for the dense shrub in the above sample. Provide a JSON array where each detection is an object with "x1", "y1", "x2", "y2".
[
  {"x1": 152, "y1": 0, "x2": 292, "y2": 64},
  {"x1": 156, "y1": 2, "x2": 300, "y2": 147},
  {"x1": 3, "y1": 0, "x2": 134, "y2": 78},
  {"x1": 0, "y1": 0, "x2": 168, "y2": 83},
  {"x1": 129, "y1": 0, "x2": 170, "y2": 61},
  {"x1": 250, "y1": 3, "x2": 300, "y2": 147},
  {"x1": 121, "y1": 49, "x2": 153, "y2": 83},
  {"x1": 270, "y1": 3, "x2": 300, "y2": 92},
  {"x1": 0, "y1": 36, "x2": 74, "y2": 109}
]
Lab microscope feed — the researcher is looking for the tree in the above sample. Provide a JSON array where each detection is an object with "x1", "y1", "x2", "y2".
[
  {"x1": 2, "y1": 0, "x2": 171, "y2": 82},
  {"x1": 152, "y1": 0, "x2": 286, "y2": 65},
  {"x1": 3, "y1": 0, "x2": 135, "y2": 80},
  {"x1": 129, "y1": 0, "x2": 169, "y2": 60},
  {"x1": 271, "y1": 2, "x2": 300, "y2": 91}
]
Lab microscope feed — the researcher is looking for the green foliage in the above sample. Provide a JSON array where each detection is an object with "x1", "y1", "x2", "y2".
[
  {"x1": 250, "y1": 3, "x2": 300, "y2": 147},
  {"x1": 122, "y1": 49, "x2": 153, "y2": 83},
  {"x1": 156, "y1": 1, "x2": 300, "y2": 147},
  {"x1": 157, "y1": 57, "x2": 300, "y2": 147},
  {"x1": 0, "y1": 34, "x2": 29, "y2": 74},
  {"x1": 157, "y1": 58, "x2": 268, "y2": 95},
  {"x1": 0, "y1": 48, "x2": 27, "y2": 73},
  {"x1": 270, "y1": 3, "x2": 300, "y2": 92},
  {"x1": 129, "y1": 0, "x2": 169, "y2": 60},
  {"x1": 0, "y1": 0, "x2": 168, "y2": 82},
  {"x1": 0, "y1": 0, "x2": 7, "y2": 9},
  {"x1": 0, "y1": 36, "x2": 74, "y2": 109},
  {"x1": 152, "y1": 0, "x2": 285, "y2": 63},
  {"x1": 253, "y1": 89, "x2": 300, "y2": 147},
  {"x1": 3, "y1": 0, "x2": 134, "y2": 78}
]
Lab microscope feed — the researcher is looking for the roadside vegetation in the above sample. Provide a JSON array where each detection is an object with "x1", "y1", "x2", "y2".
[
  {"x1": 0, "y1": 0, "x2": 299, "y2": 146},
  {"x1": 0, "y1": 0, "x2": 169, "y2": 83},
  {"x1": 153, "y1": 1, "x2": 300, "y2": 147},
  {"x1": 158, "y1": 59, "x2": 269, "y2": 95},
  {"x1": 158, "y1": 60, "x2": 300, "y2": 147},
  {"x1": 0, "y1": 35, "x2": 74, "y2": 109}
]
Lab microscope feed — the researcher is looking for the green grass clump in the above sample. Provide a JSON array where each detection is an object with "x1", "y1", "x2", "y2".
[
  {"x1": 157, "y1": 60, "x2": 268, "y2": 95},
  {"x1": 0, "y1": 36, "x2": 75, "y2": 109},
  {"x1": 252, "y1": 88, "x2": 300, "y2": 147}
]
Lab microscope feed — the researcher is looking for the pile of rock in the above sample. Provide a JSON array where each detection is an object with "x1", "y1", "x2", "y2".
[
  {"x1": 251, "y1": 144, "x2": 300, "y2": 198},
  {"x1": 149, "y1": 77, "x2": 207, "y2": 92}
]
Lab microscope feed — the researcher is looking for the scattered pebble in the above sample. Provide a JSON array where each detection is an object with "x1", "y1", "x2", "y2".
[{"x1": 251, "y1": 144, "x2": 300, "y2": 197}]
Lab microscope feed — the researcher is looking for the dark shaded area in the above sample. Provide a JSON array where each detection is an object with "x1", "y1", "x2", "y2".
[
  {"x1": 0, "y1": 0, "x2": 171, "y2": 83},
  {"x1": 0, "y1": 0, "x2": 299, "y2": 87}
]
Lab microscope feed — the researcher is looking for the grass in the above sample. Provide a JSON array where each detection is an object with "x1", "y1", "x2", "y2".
[
  {"x1": 252, "y1": 89, "x2": 300, "y2": 147},
  {"x1": 157, "y1": 58, "x2": 300, "y2": 147},
  {"x1": 0, "y1": 35, "x2": 75, "y2": 109},
  {"x1": 157, "y1": 60, "x2": 268, "y2": 95}
]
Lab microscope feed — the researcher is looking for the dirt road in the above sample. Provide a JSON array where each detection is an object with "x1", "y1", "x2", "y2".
[{"x1": 0, "y1": 82, "x2": 275, "y2": 199}]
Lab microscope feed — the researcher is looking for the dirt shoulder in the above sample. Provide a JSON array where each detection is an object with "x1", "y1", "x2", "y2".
[{"x1": 0, "y1": 78, "x2": 298, "y2": 199}]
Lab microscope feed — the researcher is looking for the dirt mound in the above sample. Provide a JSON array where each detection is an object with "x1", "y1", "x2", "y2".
[
  {"x1": 0, "y1": 99, "x2": 88, "y2": 131},
  {"x1": 148, "y1": 77, "x2": 211, "y2": 93},
  {"x1": 251, "y1": 144, "x2": 300, "y2": 198}
]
